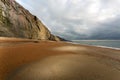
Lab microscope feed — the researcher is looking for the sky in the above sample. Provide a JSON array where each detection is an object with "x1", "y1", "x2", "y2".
[{"x1": 16, "y1": 0, "x2": 120, "y2": 40}]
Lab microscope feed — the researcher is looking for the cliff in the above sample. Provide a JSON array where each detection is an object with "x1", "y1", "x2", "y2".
[{"x1": 0, "y1": 0, "x2": 62, "y2": 41}]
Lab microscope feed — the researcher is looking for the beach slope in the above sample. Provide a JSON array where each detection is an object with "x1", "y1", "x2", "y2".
[{"x1": 0, "y1": 37, "x2": 120, "y2": 80}]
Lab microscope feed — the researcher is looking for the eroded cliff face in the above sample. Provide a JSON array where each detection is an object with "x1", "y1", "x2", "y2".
[{"x1": 0, "y1": 0, "x2": 62, "y2": 41}]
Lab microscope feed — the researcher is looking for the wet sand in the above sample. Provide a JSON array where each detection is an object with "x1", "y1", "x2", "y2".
[{"x1": 0, "y1": 37, "x2": 120, "y2": 80}]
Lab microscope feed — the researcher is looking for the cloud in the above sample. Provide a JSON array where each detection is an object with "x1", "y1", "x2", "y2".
[{"x1": 16, "y1": 0, "x2": 120, "y2": 40}]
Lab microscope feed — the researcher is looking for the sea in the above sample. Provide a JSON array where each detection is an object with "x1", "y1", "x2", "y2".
[{"x1": 72, "y1": 40, "x2": 120, "y2": 50}]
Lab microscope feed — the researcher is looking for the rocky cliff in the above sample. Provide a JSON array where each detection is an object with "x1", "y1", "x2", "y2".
[{"x1": 0, "y1": 0, "x2": 62, "y2": 41}]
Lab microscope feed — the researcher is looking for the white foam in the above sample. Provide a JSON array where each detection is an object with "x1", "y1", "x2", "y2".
[{"x1": 95, "y1": 45, "x2": 120, "y2": 50}]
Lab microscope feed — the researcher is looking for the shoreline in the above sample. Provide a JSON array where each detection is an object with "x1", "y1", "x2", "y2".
[
  {"x1": 0, "y1": 37, "x2": 120, "y2": 50},
  {"x1": 67, "y1": 41, "x2": 120, "y2": 51},
  {"x1": 72, "y1": 40, "x2": 120, "y2": 41}
]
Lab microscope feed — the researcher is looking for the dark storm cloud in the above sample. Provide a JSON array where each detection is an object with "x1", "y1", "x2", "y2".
[{"x1": 89, "y1": 17, "x2": 120, "y2": 40}]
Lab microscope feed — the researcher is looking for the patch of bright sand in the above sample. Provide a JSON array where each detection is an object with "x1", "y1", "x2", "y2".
[{"x1": 54, "y1": 46, "x2": 87, "y2": 51}]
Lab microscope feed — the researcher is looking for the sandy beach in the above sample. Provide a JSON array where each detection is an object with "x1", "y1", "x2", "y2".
[{"x1": 0, "y1": 37, "x2": 120, "y2": 80}]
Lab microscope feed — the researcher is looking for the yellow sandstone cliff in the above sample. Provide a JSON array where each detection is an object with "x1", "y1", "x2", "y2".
[{"x1": 0, "y1": 0, "x2": 63, "y2": 41}]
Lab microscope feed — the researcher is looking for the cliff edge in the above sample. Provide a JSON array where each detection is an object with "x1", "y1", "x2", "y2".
[{"x1": 0, "y1": 0, "x2": 63, "y2": 41}]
